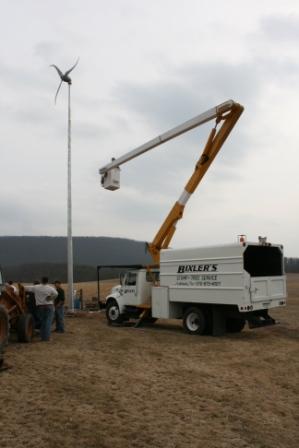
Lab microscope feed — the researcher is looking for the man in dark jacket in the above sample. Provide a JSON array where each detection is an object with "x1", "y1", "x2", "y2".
[{"x1": 54, "y1": 281, "x2": 65, "y2": 333}]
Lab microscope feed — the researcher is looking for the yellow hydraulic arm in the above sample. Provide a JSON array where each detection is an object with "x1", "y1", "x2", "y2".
[
  {"x1": 148, "y1": 103, "x2": 243, "y2": 263},
  {"x1": 99, "y1": 100, "x2": 244, "y2": 265}
]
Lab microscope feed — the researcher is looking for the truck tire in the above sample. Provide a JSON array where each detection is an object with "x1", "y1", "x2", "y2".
[
  {"x1": 183, "y1": 307, "x2": 206, "y2": 335},
  {"x1": 106, "y1": 299, "x2": 124, "y2": 325},
  {"x1": 17, "y1": 313, "x2": 34, "y2": 343},
  {"x1": 0, "y1": 305, "x2": 9, "y2": 347},
  {"x1": 226, "y1": 318, "x2": 246, "y2": 333}
]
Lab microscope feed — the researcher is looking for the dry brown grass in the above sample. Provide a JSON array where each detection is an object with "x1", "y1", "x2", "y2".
[{"x1": 0, "y1": 275, "x2": 298, "y2": 448}]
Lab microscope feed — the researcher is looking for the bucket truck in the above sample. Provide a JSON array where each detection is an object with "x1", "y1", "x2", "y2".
[{"x1": 99, "y1": 100, "x2": 287, "y2": 336}]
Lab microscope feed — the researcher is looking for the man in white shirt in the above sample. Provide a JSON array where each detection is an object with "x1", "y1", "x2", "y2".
[{"x1": 25, "y1": 277, "x2": 58, "y2": 341}]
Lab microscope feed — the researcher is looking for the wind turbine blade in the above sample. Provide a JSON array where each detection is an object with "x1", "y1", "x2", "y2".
[
  {"x1": 54, "y1": 80, "x2": 63, "y2": 103},
  {"x1": 50, "y1": 64, "x2": 63, "y2": 78},
  {"x1": 65, "y1": 57, "x2": 79, "y2": 76}
]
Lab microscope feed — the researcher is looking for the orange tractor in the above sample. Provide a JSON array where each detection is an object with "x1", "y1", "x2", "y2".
[{"x1": 0, "y1": 275, "x2": 34, "y2": 358}]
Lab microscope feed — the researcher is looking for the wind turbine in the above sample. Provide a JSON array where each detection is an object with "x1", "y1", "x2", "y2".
[{"x1": 50, "y1": 58, "x2": 79, "y2": 311}]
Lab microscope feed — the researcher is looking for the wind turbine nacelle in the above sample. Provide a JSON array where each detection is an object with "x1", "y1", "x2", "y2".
[{"x1": 101, "y1": 167, "x2": 120, "y2": 190}]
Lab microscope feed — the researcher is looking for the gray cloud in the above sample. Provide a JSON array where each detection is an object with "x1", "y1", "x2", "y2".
[
  {"x1": 114, "y1": 62, "x2": 260, "y2": 129},
  {"x1": 111, "y1": 61, "x2": 259, "y2": 190},
  {"x1": 13, "y1": 105, "x2": 54, "y2": 124},
  {"x1": 0, "y1": 193, "x2": 59, "y2": 235},
  {"x1": 260, "y1": 14, "x2": 299, "y2": 42},
  {"x1": 74, "y1": 121, "x2": 112, "y2": 141},
  {"x1": 0, "y1": 61, "x2": 52, "y2": 93},
  {"x1": 34, "y1": 41, "x2": 63, "y2": 61}
]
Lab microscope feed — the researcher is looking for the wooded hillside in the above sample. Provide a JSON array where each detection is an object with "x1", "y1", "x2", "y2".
[{"x1": 0, "y1": 236, "x2": 151, "y2": 282}]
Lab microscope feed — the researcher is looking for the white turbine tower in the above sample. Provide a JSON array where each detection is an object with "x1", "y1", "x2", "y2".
[{"x1": 50, "y1": 58, "x2": 79, "y2": 311}]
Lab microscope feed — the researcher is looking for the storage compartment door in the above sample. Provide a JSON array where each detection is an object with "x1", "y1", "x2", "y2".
[{"x1": 152, "y1": 286, "x2": 170, "y2": 318}]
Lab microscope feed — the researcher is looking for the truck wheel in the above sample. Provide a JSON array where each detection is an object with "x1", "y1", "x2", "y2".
[
  {"x1": 106, "y1": 299, "x2": 124, "y2": 325},
  {"x1": 226, "y1": 318, "x2": 246, "y2": 333},
  {"x1": 0, "y1": 305, "x2": 9, "y2": 347},
  {"x1": 17, "y1": 313, "x2": 34, "y2": 343},
  {"x1": 183, "y1": 307, "x2": 206, "y2": 335}
]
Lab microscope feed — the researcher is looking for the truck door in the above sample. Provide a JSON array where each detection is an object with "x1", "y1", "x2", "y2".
[
  {"x1": 250, "y1": 277, "x2": 285, "y2": 304},
  {"x1": 122, "y1": 272, "x2": 138, "y2": 306}
]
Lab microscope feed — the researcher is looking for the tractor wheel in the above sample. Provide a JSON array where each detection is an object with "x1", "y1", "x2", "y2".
[
  {"x1": 0, "y1": 305, "x2": 9, "y2": 348},
  {"x1": 17, "y1": 313, "x2": 34, "y2": 343},
  {"x1": 226, "y1": 318, "x2": 246, "y2": 333},
  {"x1": 183, "y1": 307, "x2": 206, "y2": 335},
  {"x1": 106, "y1": 299, "x2": 124, "y2": 325}
]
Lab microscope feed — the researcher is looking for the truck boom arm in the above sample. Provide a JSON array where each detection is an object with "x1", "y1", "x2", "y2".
[
  {"x1": 100, "y1": 100, "x2": 238, "y2": 174},
  {"x1": 99, "y1": 100, "x2": 244, "y2": 264}
]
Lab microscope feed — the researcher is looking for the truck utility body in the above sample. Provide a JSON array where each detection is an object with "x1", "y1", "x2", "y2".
[{"x1": 105, "y1": 242, "x2": 286, "y2": 335}]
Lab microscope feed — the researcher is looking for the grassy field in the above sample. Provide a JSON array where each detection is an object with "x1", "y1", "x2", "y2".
[{"x1": 0, "y1": 275, "x2": 298, "y2": 448}]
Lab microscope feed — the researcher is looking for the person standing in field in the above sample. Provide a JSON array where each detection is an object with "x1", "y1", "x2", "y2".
[
  {"x1": 54, "y1": 280, "x2": 65, "y2": 333},
  {"x1": 25, "y1": 280, "x2": 41, "y2": 329},
  {"x1": 25, "y1": 277, "x2": 57, "y2": 342}
]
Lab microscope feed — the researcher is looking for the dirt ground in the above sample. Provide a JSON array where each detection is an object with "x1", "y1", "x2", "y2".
[{"x1": 0, "y1": 275, "x2": 298, "y2": 448}]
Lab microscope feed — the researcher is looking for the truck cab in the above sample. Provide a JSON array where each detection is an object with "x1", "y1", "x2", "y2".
[{"x1": 105, "y1": 269, "x2": 159, "y2": 324}]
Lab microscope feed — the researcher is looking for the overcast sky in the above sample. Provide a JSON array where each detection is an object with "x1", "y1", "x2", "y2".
[{"x1": 1, "y1": 0, "x2": 298, "y2": 256}]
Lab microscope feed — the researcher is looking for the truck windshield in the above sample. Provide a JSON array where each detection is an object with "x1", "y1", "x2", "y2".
[{"x1": 244, "y1": 245, "x2": 283, "y2": 277}]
